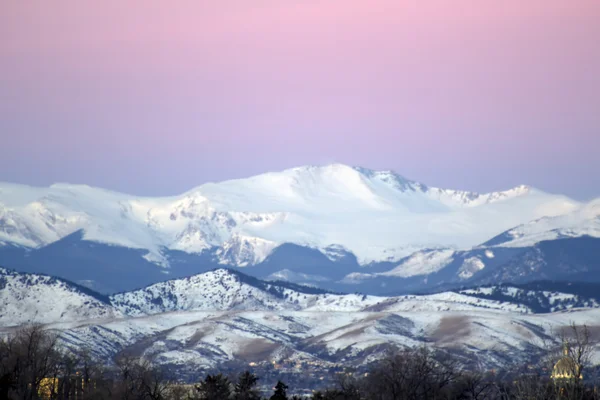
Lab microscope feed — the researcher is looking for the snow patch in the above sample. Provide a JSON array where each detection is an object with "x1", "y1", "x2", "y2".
[
  {"x1": 381, "y1": 249, "x2": 455, "y2": 278},
  {"x1": 458, "y1": 257, "x2": 486, "y2": 280}
]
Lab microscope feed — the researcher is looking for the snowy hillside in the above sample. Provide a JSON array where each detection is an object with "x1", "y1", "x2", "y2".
[
  {"x1": 0, "y1": 268, "x2": 531, "y2": 327},
  {"x1": 2, "y1": 268, "x2": 600, "y2": 377},
  {"x1": 460, "y1": 284, "x2": 600, "y2": 313},
  {"x1": 379, "y1": 249, "x2": 456, "y2": 278},
  {"x1": 0, "y1": 268, "x2": 119, "y2": 326},
  {"x1": 109, "y1": 269, "x2": 530, "y2": 316},
  {"x1": 110, "y1": 269, "x2": 336, "y2": 315},
  {"x1": 484, "y1": 199, "x2": 600, "y2": 248},
  {"x1": 338, "y1": 247, "x2": 495, "y2": 285},
  {"x1": 46, "y1": 306, "x2": 600, "y2": 378},
  {"x1": 0, "y1": 164, "x2": 582, "y2": 268}
]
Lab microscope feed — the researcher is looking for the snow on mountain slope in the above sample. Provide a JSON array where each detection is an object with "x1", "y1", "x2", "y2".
[
  {"x1": 485, "y1": 199, "x2": 600, "y2": 248},
  {"x1": 0, "y1": 267, "x2": 536, "y2": 330},
  {"x1": 0, "y1": 164, "x2": 581, "y2": 267},
  {"x1": 4, "y1": 268, "x2": 600, "y2": 376},
  {"x1": 0, "y1": 268, "x2": 119, "y2": 326},
  {"x1": 461, "y1": 285, "x2": 600, "y2": 313},
  {"x1": 110, "y1": 269, "x2": 384, "y2": 316},
  {"x1": 109, "y1": 269, "x2": 320, "y2": 315},
  {"x1": 380, "y1": 249, "x2": 456, "y2": 278},
  {"x1": 266, "y1": 269, "x2": 331, "y2": 284},
  {"x1": 457, "y1": 257, "x2": 486, "y2": 280},
  {"x1": 215, "y1": 234, "x2": 278, "y2": 266},
  {"x1": 341, "y1": 247, "x2": 490, "y2": 284},
  {"x1": 109, "y1": 269, "x2": 531, "y2": 317},
  {"x1": 339, "y1": 248, "x2": 458, "y2": 284},
  {"x1": 46, "y1": 307, "x2": 600, "y2": 376}
]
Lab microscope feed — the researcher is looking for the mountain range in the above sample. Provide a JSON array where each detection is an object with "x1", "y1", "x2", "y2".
[
  {"x1": 2, "y1": 267, "x2": 600, "y2": 379},
  {"x1": 1, "y1": 164, "x2": 599, "y2": 294}
]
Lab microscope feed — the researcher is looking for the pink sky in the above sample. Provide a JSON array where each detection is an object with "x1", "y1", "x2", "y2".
[{"x1": 1, "y1": 1, "x2": 599, "y2": 198}]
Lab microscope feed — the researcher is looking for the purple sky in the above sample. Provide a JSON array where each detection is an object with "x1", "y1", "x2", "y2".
[{"x1": 1, "y1": 1, "x2": 599, "y2": 199}]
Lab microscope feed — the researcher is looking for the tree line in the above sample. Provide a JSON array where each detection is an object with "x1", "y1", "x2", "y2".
[{"x1": 1, "y1": 324, "x2": 598, "y2": 400}]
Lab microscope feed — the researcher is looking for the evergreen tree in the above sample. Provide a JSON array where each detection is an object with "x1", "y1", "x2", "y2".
[
  {"x1": 269, "y1": 380, "x2": 288, "y2": 400},
  {"x1": 234, "y1": 371, "x2": 260, "y2": 400},
  {"x1": 196, "y1": 373, "x2": 232, "y2": 400}
]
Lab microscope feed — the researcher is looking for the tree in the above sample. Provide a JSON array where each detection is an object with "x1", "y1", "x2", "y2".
[
  {"x1": 136, "y1": 360, "x2": 172, "y2": 400},
  {"x1": 111, "y1": 354, "x2": 173, "y2": 400},
  {"x1": 363, "y1": 346, "x2": 458, "y2": 400},
  {"x1": 0, "y1": 324, "x2": 61, "y2": 400},
  {"x1": 0, "y1": 332, "x2": 18, "y2": 399},
  {"x1": 334, "y1": 373, "x2": 362, "y2": 400},
  {"x1": 270, "y1": 380, "x2": 288, "y2": 400},
  {"x1": 196, "y1": 373, "x2": 232, "y2": 400},
  {"x1": 234, "y1": 371, "x2": 260, "y2": 400},
  {"x1": 453, "y1": 371, "x2": 500, "y2": 400}
]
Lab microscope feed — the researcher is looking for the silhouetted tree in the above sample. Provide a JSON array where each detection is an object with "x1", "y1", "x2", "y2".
[
  {"x1": 363, "y1": 346, "x2": 459, "y2": 400},
  {"x1": 270, "y1": 380, "x2": 288, "y2": 400},
  {"x1": 196, "y1": 373, "x2": 232, "y2": 400},
  {"x1": 234, "y1": 371, "x2": 260, "y2": 400},
  {"x1": 0, "y1": 324, "x2": 60, "y2": 399}
]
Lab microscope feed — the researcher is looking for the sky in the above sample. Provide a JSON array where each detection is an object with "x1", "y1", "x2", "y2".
[{"x1": 1, "y1": 1, "x2": 599, "y2": 199}]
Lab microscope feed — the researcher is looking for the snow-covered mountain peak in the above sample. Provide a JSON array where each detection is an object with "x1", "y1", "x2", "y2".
[{"x1": 0, "y1": 166, "x2": 583, "y2": 268}]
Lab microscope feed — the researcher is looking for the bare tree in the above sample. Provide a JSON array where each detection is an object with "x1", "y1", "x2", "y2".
[
  {"x1": 453, "y1": 371, "x2": 500, "y2": 400},
  {"x1": 363, "y1": 346, "x2": 459, "y2": 400},
  {"x1": 112, "y1": 354, "x2": 173, "y2": 400},
  {"x1": 0, "y1": 325, "x2": 62, "y2": 399}
]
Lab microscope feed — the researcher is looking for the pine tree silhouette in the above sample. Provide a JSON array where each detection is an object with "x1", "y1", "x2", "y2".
[
  {"x1": 269, "y1": 380, "x2": 288, "y2": 400},
  {"x1": 234, "y1": 371, "x2": 260, "y2": 400}
]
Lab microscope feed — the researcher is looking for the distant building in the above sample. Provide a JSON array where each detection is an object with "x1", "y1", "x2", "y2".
[
  {"x1": 551, "y1": 345, "x2": 583, "y2": 381},
  {"x1": 38, "y1": 375, "x2": 87, "y2": 399}
]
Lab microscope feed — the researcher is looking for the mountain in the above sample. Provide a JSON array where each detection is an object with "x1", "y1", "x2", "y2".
[
  {"x1": 0, "y1": 164, "x2": 579, "y2": 263},
  {"x1": 483, "y1": 199, "x2": 600, "y2": 247},
  {"x1": 109, "y1": 268, "x2": 530, "y2": 317},
  {"x1": 2, "y1": 268, "x2": 599, "y2": 381},
  {"x1": 470, "y1": 236, "x2": 600, "y2": 285},
  {"x1": 458, "y1": 281, "x2": 600, "y2": 313},
  {"x1": 0, "y1": 267, "x2": 539, "y2": 325},
  {"x1": 110, "y1": 268, "x2": 335, "y2": 316},
  {"x1": 338, "y1": 236, "x2": 600, "y2": 295},
  {"x1": 1, "y1": 164, "x2": 591, "y2": 293},
  {"x1": 0, "y1": 267, "x2": 118, "y2": 326}
]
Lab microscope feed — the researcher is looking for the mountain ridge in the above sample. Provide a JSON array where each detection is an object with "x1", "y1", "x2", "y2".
[
  {"x1": 2, "y1": 164, "x2": 599, "y2": 295},
  {"x1": 3, "y1": 266, "x2": 600, "y2": 376},
  {"x1": 3, "y1": 265, "x2": 580, "y2": 325},
  {"x1": 0, "y1": 164, "x2": 582, "y2": 266}
]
